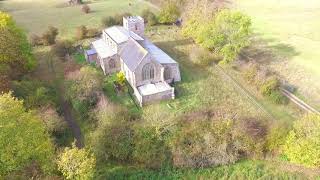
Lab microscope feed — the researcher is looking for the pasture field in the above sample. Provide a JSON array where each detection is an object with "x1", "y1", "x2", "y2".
[
  {"x1": 233, "y1": 0, "x2": 320, "y2": 109},
  {"x1": 0, "y1": 0, "x2": 155, "y2": 38}
]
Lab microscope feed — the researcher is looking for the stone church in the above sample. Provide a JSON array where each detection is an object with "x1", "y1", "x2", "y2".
[{"x1": 85, "y1": 16, "x2": 181, "y2": 106}]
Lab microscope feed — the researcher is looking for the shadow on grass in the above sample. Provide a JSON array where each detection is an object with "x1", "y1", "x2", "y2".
[
  {"x1": 241, "y1": 35, "x2": 300, "y2": 65},
  {"x1": 154, "y1": 38, "x2": 211, "y2": 100}
]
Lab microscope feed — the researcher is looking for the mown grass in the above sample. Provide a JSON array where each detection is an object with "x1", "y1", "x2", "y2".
[
  {"x1": 95, "y1": 160, "x2": 310, "y2": 179},
  {"x1": 0, "y1": 0, "x2": 155, "y2": 38},
  {"x1": 233, "y1": 0, "x2": 320, "y2": 109}
]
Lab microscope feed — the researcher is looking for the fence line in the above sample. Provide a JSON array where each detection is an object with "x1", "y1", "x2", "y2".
[
  {"x1": 215, "y1": 65, "x2": 276, "y2": 121},
  {"x1": 280, "y1": 88, "x2": 320, "y2": 115}
]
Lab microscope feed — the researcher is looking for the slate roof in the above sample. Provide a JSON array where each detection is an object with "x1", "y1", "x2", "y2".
[
  {"x1": 138, "y1": 38, "x2": 177, "y2": 64},
  {"x1": 119, "y1": 38, "x2": 147, "y2": 71},
  {"x1": 120, "y1": 37, "x2": 179, "y2": 71},
  {"x1": 104, "y1": 26, "x2": 143, "y2": 44},
  {"x1": 85, "y1": 49, "x2": 97, "y2": 56},
  {"x1": 92, "y1": 39, "x2": 116, "y2": 59}
]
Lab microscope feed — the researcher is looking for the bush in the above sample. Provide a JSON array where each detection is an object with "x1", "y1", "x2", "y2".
[
  {"x1": 75, "y1": 25, "x2": 88, "y2": 40},
  {"x1": 81, "y1": 4, "x2": 90, "y2": 14},
  {"x1": 101, "y1": 16, "x2": 117, "y2": 27},
  {"x1": 114, "y1": 12, "x2": 132, "y2": 25},
  {"x1": 42, "y1": 26, "x2": 58, "y2": 45},
  {"x1": 88, "y1": 105, "x2": 134, "y2": 163},
  {"x1": 189, "y1": 47, "x2": 219, "y2": 66},
  {"x1": 243, "y1": 64, "x2": 258, "y2": 84},
  {"x1": 52, "y1": 40, "x2": 74, "y2": 58},
  {"x1": 133, "y1": 127, "x2": 171, "y2": 169},
  {"x1": 86, "y1": 28, "x2": 100, "y2": 38},
  {"x1": 30, "y1": 34, "x2": 42, "y2": 46},
  {"x1": 39, "y1": 106, "x2": 67, "y2": 134},
  {"x1": 283, "y1": 115, "x2": 320, "y2": 167},
  {"x1": 170, "y1": 110, "x2": 267, "y2": 168},
  {"x1": 259, "y1": 77, "x2": 287, "y2": 104},
  {"x1": 67, "y1": 66, "x2": 104, "y2": 102},
  {"x1": 269, "y1": 90, "x2": 288, "y2": 104},
  {"x1": 116, "y1": 72, "x2": 126, "y2": 87},
  {"x1": 141, "y1": 9, "x2": 158, "y2": 26},
  {"x1": 158, "y1": 2, "x2": 180, "y2": 24},
  {"x1": 57, "y1": 144, "x2": 96, "y2": 180},
  {"x1": 260, "y1": 77, "x2": 279, "y2": 96}
]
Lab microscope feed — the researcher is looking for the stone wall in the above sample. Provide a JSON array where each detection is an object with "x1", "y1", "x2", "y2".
[{"x1": 133, "y1": 86, "x2": 175, "y2": 106}]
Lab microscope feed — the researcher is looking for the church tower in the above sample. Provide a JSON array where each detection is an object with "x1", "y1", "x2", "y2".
[{"x1": 123, "y1": 16, "x2": 145, "y2": 37}]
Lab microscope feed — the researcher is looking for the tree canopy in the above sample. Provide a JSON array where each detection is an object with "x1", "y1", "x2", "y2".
[
  {"x1": 57, "y1": 144, "x2": 96, "y2": 180},
  {"x1": 182, "y1": 10, "x2": 252, "y2": 64},
  {"x1": 283, "y1": 114, "x2": 320, "y2": 167},
  {"x1": 0, "y1": 12, "x2": 35, "y2": 79},
  {"x1": 0, "y1": 92, "x2": 54, "y2": 176}
]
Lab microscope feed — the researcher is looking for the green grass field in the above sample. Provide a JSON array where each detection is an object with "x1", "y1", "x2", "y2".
[
  {"x1": 0, "y1": 0, "x2": 155, "y2": 38},
  {"x1": 233, "y1": 0, "x2": 320, "y2": 109}
]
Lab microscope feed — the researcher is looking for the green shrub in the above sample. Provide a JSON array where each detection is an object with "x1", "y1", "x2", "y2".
[
  {"x1": 101, "y1": 16, "x2": 117, "y2": 27},
  {"x1": 57, "y1": 144, "x2": 96, "y2": 180},
  {"x1": 260, "y1": 77, "x2": 279, "y2": 96},
  {"x1": 158, "y1": 2, "x2": 180, "y2": 24},
  {"x1": 52, "y1": 40, "x2": 74, "y2": 58},
  {"x1": 114, "y1": 12, "x2": 132, "y2": 25},
  {"x1": 183, "y1": 10, "x2": 251, "y2": 64},
  {"x1": 88, "y1": 105, "x2": 133, "y2": 163},
  {"x1": 30, "y1": 34, "x2": 42, "y2": 46},
  {"x1": 266, "y1": 121, "x2": 291, "y2": 152},
  {"x1": 75, "y1": 25, "x2": 87, "y2": 40},
  {"x1": 141, "y1": 9, "x2": 158, "y2": 26},
  {"x1": 133, "y1": 127, "x2": 171, "y2": 169},
  {"x1": 189, "y1": 47, "x2": 219, "y2": 66},
  {"x1": 243, "y1": 64, "x2": 258, "y2": 84},
  {"x1": 116, "y1": 72, "x2": 126, "y2": 87},
  {"x1": 86, "y1": 28, "x2": 100, "y2": 38},
  {"x1": 269, "y1": 90, "x2": 287, "y2": 104},
  {"x1": 42, "y1": 26, "x2": 58, "y2": 45},
  {"x1": 259, "y1": 77, "x2": 287, "y2": 104},
  {"x1": 283, "y1": 114, "x2": 320, "y2": 167}
]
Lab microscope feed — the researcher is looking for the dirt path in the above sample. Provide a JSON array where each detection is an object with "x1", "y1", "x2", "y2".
[
  {"x1": 60, "y1": 97, "x2": 84, "y2": 148},
  {"x1": 48, "y1": 53, "x2": 84, "y2": 148}
]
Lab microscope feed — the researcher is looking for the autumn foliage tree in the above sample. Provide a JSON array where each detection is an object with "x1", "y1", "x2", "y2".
[
  {"x1": 57, "y1": 144, "x2": 96, "y2": 179},
  {"x1": 283, "y1": 114, "x2": 320, "y2": 167},
  {"x1": 182, "y1": 10, "x2": 252, "y2": 64},
  {"x1": 0, "y1": 11, "x2": 36, "y2": 85},
  {"x1": 0, "y1": 92, "x2": 55, "y2": 176}
]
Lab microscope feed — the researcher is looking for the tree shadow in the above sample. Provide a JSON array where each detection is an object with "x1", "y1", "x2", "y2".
[
  {"x1": 240, "y1": 34, "x2": 300, "y2": 65},
  {"x1": 153, "y1": 38, "x2": 211, "y2": 100},
  {"x1": 154, "y1": 38, "x2": 209, "y2": 83}
]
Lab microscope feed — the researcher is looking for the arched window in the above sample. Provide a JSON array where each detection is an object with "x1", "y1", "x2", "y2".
[
  {"x1": 164, "y1": 67, "x2": 171, "y2": 80},
  {"x1": 142, "y1": 63, "x2": 154, "y2": 80},
  {"x1": 109, "y1": 58, "x2": 116, "y2": 69}
]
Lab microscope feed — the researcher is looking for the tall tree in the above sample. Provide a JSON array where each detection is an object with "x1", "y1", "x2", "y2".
[
  {"x1": 0, "y1": 11, "x2": 36, "y2": 80},
  {"x1": 197, "y1": 10, "x2": 251, "y2": 63},
  {"x1": 0, "y1": 92, "x2": 54, "y2": 176},
  {"x1": 283, "y1": 114, "x2": 320, "y2": 167},
  {"x1": 57, "y1": 144, "x2": 96, "y2": 180}
]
